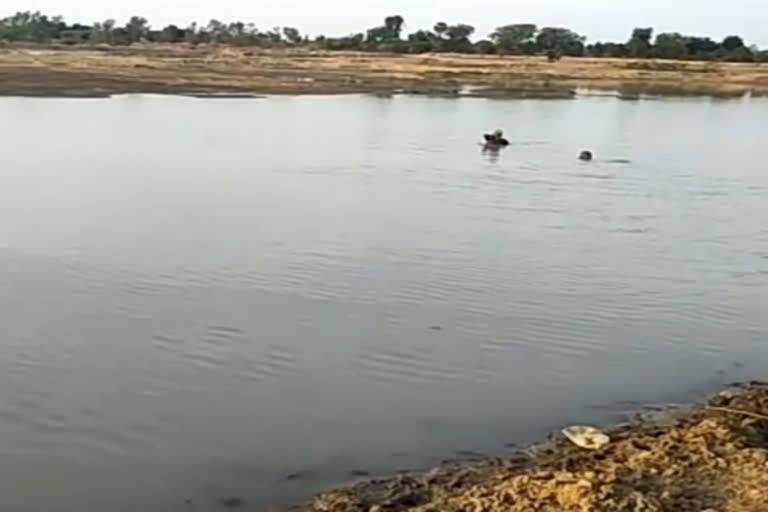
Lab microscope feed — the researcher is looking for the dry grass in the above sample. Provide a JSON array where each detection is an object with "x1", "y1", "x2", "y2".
[{"x1": 1, "y1": 44, "x2": 768, "y2": 97}]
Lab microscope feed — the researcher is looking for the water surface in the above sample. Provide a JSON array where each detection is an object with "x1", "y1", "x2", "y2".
[{"x1": 0, "y1": 94, "x2": 767, "y2": 511}]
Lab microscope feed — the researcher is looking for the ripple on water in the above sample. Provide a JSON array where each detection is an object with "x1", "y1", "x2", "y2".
[
  {"x1": 570, "y1": 172, "x2": 616, "y2": 180},
  {"x1": 355, "y1": 348, "x2": 458, "y2": 385},
  {"x1": 520, "y1": 318, "x2": 605, "y2": 359},
  {"x1": 204, "y1": 325, "x2": 246, "y2": 347},
  {"x1": 180, "y1": 343, "x2": 232, "y2": 370},
  {"x1": 354, "y1": 345, "x2": 493, "y2": 386},
  {"x1": 236, "y1": 344, "x2": 299, "y2": 382},
  {"x1": 151, "y1": 333, "x2": 184, "y2": 354}
]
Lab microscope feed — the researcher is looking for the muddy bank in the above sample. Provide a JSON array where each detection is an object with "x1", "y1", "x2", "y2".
[
  {"x1": 301, "y1": 382, "x2": 768, "y2": 512},
  {"x1": 1, "y1": 45, "x2": 768, "y2": 98},
  {"x1": 0, "y1": 66, "x2": 572, "y2": 99}
]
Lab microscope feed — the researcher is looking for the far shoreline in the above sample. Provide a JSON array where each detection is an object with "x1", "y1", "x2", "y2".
[
  {"x1": 1, "y1": 88, "x2": 763, "y2": 102},
  {"x1": 2, "y1": 45, "x2": 768, "y2": 100}
]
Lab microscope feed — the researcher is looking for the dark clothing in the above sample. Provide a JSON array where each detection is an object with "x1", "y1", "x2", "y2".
[{"x1": 483, "y1": 133, "x2": 509, "y2": 146}]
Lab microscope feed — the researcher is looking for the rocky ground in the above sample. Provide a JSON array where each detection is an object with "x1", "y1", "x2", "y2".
[{"x1": 303, "y1": 382, "x2": 768, "y2": 512}]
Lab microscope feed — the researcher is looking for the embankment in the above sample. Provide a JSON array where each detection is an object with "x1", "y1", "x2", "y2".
[{"x1": 2, "y1": 45, "x2": 768, "y2": 98}]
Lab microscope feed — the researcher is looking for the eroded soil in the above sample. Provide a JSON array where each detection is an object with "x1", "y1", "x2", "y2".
[{"x1": 2, "y1": 44, "x2": 768, "y2": 98}]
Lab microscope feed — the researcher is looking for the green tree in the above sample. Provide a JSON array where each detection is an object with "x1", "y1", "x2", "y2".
[
  {"x1": 90, "y1": 19, "x2": 116, "y2": 44},
  {"x1": 184, "y1": 22, "x2": 198, "y2": 44},
  {"x1": 365, "y1": 25, "x2": 390, "y2": 44},
  {"x1": 265, "y1": 26, "x2": 283, "y2": 44},
  {"x1": 228, "y1": 21, "x2": 245, "y2": 39},
  {"x1": 685, "y1": 36, "x2": 719, "y2": 58},
  {"x1": 490, "y1": 24, "x2": 537, "y2": 53},
  {"x1": 535, "y1": 27, "x2": 585, "y2": 56},
  {"x1": 318, "y1": 33, "x2": 364, "y2": 50},
  {"x1": 227, "y1": 21, "x2": 261, "y2": 45},
  {"x1": 723, "y1": 45, "x2": 753, "y2": 62},
  {"x1": 384, "y1": 15, "x2": 404, "y2": 39},
  {"x1": 283, "y1": 27, "x2": 302, "y2": 44},
  {"x1": 426, "y1": 22, "x2": 474, "y2": 52},
  {"x1": 406, "y1": 29, "x2": 436, "y2": 53},
  {"x1": 473, "y1": 39, "x2": 496, "y2": 54},
  {"x1": 206, "y1": 19, "x2": 229, "y2": 42},
  {"x1": 0, "y1": 9, "x2": 762, "y2": 59},
  {"x1": 365, "y1": 16, "x2": 405, "y2": 47},
  {"x1": 0, "y1": 11, "x2": 65, "y2": 42},
  {"x1": 586, "y1": 42, "x2": 628, "y2": 57},
  {"x1": 627, "y1": 27, "x2": 653, "y2": 57},
  {"x1": 158, "y1": 24, "x2": 183, "y2": 43},
  {"x1": 125, "y1": 16, "x2": 148, "y2": 43},
  {"x1": 445, "y1": 24, "x2": 473, "y2": 40},
  {"x1": 652, "y1": 32, "x2": 688, "y2": 59},
  {"x1": 111, "y1": 27, "x2": 131, "y2": 45},
  {"x1": 722, "y1": 35, "x2": 745, "y2": 51},
  {"x1": 444, "y1": 24, "x2": 474, "y2": 51},
  {"x1": 59, "y1": 21, "x2": 92, "y2": 44}
]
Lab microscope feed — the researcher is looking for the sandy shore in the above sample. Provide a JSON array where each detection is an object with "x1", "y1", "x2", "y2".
[
  {"x1": 1, "y1": 44, "x2": 768, "y2": 98},
  {"x1": 299, "y1": 382, "x2": 768, "y2": 512}
]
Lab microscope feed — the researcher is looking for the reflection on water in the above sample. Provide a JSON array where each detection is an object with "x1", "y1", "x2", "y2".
[
  {"x1": 481, "y1": 143, "x2": 502, "y2": 163},
  {"x1": 0, "y1": 94, "x2": 768, "y2": 511}
]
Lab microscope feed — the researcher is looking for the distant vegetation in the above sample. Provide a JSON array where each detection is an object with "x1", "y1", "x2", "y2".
[{"x1": 1, "y1": 11, "x2": 766, "y2": 62}]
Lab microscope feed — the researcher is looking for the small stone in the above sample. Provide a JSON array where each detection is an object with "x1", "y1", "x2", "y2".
[
  {"x1": 562, "y1": 425, "x2": 611, "y2": 450},
  {"x1": 369, "y1": 506, "x2": 383, "y2": 512},
  {"x1": 554, "y1": 471, "x2": 576, "y2": 483},
  {"x1": 447, "y1": 473, "x2": 466, "y2": 488},
  {"x1": 741, "y1": 418, "x2": 757, "y2": 428}
]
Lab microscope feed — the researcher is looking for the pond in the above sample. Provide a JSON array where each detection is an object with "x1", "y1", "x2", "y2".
[{"x1": 0, "y1": 93, "x2": 767, "y2": 511}]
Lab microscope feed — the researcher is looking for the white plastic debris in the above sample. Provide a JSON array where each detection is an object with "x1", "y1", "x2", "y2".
[{"x1": 561, "y1": 425, "x2": 610, "y2": 450}]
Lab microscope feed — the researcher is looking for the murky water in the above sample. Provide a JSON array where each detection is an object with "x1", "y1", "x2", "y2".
[{"x1": 1, "y1": 94, "x2": 767, "y2": 511}]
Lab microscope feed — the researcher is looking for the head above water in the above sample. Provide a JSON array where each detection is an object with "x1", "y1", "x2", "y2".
[
  {"x1": 494, "y1": 129, "x2": 503, "y2": 137},
  {"x1": 579, "y1": 150, "x2": 593, "y2": 161}
]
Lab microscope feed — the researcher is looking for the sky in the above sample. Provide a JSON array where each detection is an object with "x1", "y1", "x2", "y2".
[{"x1": 4, "y1": 0, "x2": 767, "y2": 46}]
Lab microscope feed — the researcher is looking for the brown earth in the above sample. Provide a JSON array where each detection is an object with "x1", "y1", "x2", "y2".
[
  {"x1": 303, "y1": 382, "x2": 768, "y2": 512},
  {"x1": 1, "y1": 44, "x2": 768, "y2": 98}
]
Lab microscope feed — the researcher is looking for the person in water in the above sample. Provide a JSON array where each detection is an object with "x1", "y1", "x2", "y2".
[
  {"x1": 483, "y1": 129, "x2": 510, "y2": 147},
  {"x1": 579, "y1": 150, "x2": 593, "y2": 161}
]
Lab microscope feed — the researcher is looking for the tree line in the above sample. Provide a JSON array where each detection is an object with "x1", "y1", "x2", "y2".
[{"x1": 1, "y1": 11, "x2": 766, "y2": 62}]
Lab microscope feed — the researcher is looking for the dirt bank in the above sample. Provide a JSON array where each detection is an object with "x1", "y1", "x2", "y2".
[
  {"x1": 303, "y1": 382, "x2": 768, "y2": 512},
  {"x1": 1, "y1": 44, "x2": 768, "y2": 98}
]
